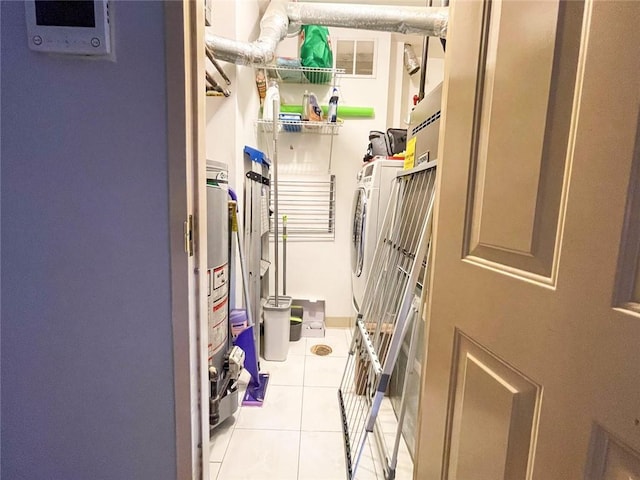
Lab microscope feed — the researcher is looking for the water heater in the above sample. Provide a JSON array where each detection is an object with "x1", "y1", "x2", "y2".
[{"x1": 206, "y1": 160, "x2": 229, "y2": 371}]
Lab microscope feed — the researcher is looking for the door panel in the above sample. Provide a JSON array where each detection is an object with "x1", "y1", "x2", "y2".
[
  {"x1": 614, "y1": 141, "x2": 640, "y2": 313},
  {"x1": 446, "y1": 332, "x2": 541, "y2": 480},
  {"x1": 471, "y1": 0, "x2": 557, "y2": 256},
  {"x1": 465, "y1": 0, "x2": 585, "y2": 281},
  {"x1": 586, "y1": 425, "x2": 640, "y2": 480},
  {"x1": 416, "y1": 1, "x2": 640, "y2": 479}
]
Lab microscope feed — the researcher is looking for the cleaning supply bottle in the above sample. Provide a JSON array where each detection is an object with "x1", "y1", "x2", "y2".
[
  {"x1": 327, "y1": 87, "x2": 339, "y2": 123},
  {"x1": 255, "y1": 70, "x2": 267, "y2": 106},
  {"x1": 301, "y1": 90, "x2": 310, "y2": 121},
  {"x1": 307, "y1": 93, "x2": 322, "y2": 122},
  {"x1": 262, "y1": 80, "x2": 280, "y2": 121}
]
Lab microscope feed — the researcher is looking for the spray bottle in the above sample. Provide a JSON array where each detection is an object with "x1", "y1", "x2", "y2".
[
  {"x1": 327, "y1": 87, "x2": 339, "y2": 123},
  {"x1": 262, "y1": 80, "x2": 280, "y2": 121},
  {"x1": 301, "y1": 90, "x2": 310, "y2": 121}
]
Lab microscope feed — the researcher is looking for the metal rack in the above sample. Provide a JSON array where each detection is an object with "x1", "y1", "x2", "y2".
[
  {"x1": 256, "y1": 64, "x2": 344, "y2": 173},
  {"x1": 256, "y1": 119, "x2": 343, "y2": 135},
  {"x1": 269, "y1": 175, "x2": 336, "y2": 241},
  {"x1": 338, "y1": 160, "x2": 438, "y2": 480},
  {"x1": 263, "y1": 64, "x2": 345, "y2": 85},
  {"x1": 243, "y1": 147, "x2": 271, "y2": 359}
]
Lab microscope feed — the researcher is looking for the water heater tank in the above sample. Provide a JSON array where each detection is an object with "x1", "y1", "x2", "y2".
[{"x1": 206, "y1": 160, "x2": 229, "y2": 371}]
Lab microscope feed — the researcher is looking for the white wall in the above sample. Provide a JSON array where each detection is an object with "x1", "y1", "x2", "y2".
[
  {"x1": 1, "y1": 2, "x2": 177, "y2": 478},
  {"x1": 205, "y1": 11, "x2": 445, "y2": 319},
  {"x1": 387, "y1": 35, "x2": 445, "y2": 127},
  {"x1": 397, "y1": 36, "x2": 445, "y2": 125},
  {"x1": 205, "y1": 0, "x2": 266, "y2": 190},
  {"x1": 268, "y1": 31, "x2": 445, "y2": 318},
  {"x1": 206, "y1": 0, "x2": 266, "y2": 310},
  {"x1": 264, "y1": 28, "x2": 393, "y2": 318}
]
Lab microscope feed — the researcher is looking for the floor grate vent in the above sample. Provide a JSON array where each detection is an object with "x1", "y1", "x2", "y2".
[{"x1": 311, "y1": 344, "x2": 333, "y2": 356}]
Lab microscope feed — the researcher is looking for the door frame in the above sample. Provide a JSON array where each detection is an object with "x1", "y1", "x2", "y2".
[{"x1": 165, "y1": 1, "x2": 209, "y2": 479}]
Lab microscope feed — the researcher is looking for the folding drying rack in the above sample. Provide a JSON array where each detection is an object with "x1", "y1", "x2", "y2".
[{"x1": 338, "y1": 160, "x2": 438, "y2": 480}]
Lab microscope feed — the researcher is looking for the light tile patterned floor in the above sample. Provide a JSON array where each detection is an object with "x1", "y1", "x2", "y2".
[{"x1": 209, "y1": 327, "x2": 414, "y2": 480}]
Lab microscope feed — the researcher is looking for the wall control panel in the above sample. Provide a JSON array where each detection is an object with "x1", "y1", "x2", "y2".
[{"x1": 25, "y1": 1, "x2": 111, "y2": 55}]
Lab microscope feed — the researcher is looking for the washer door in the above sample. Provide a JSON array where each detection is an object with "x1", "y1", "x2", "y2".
[{"x1": 351, "y1": 187, "x2": 367, "y2": 276}]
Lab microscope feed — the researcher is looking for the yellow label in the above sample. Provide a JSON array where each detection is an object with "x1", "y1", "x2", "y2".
[
  {"x1": 404, "y1": 136, "x2": 417, "y2": 170},
  {"x1": 228, "y1": 203, "x2": 238, "y2": 232}
]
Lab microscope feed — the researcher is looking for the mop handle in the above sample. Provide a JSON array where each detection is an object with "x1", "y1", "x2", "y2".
[
  {"x1": 229, "y1": 200, "x2": 254, "y2": 328},
  {"x1": 272, "y1": 97, "x2": 280, "y2": 307},
  {"x1": 283, "y1": 215, "x2": 287, "y2": 296}
]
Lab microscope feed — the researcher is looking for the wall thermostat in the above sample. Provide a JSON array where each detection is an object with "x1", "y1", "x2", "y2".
[{"x1": 25, "y1": 1, "x2": 111, "y2": 55}]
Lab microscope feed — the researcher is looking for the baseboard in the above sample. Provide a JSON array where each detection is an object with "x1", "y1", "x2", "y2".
[{"x1": 325, "y1": 316, "x2": 354, "y2": 328}]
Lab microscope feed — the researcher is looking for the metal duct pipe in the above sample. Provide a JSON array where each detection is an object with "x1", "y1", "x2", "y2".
[
  {"x1": 403, "y1": 44, "x2": 420, "y2": 76},
  {"x1": 206, "y1": 1, "x2": 448, "y2": 66},
  {"x1": 206, "y1": 1, "x2": 289, "y2": 66},
  {"x1": 286, "y1": 3, "x2": 448, "y2": 37},
  {"x1": 205, "y1": 45, "x2": 232, "y2": 85}
]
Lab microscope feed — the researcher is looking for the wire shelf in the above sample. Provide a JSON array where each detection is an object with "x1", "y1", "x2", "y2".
[
  {"x1": 263, "y1": 65, "x2": 345, "y2": 85},
  {"x1": 256, "y1": 119, "x2": 343, "y2": 135}
]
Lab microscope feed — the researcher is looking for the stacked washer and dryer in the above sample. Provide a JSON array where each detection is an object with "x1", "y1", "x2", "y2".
[
  {"x1": 350, "y1": 82, "x2": 443, "y2": 314},
  {"x1": 349, "y1": 83, "x2": 444, "y2": 462},
  {"x1": 350, "y1": 157, "x2": 403, "y2": 312}
]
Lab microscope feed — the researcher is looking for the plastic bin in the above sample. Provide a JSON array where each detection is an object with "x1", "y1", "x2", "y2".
[
  {"x1": 263, "y1": 296, "x2": 292, "y2": 361},
  {"x1": 290, "y1": 305, "x2": 303, "y2": 341},
  {"x1": 290, "y1": 318, "x2": 303, "y2": 341},
  {"x1": 292, "y1": 298, "x2": 325, "y2": 338}
]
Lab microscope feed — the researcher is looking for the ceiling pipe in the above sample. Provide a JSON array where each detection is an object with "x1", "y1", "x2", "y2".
[
  {"x1": 206, "y1": 1, "x2": 448, "y2": 66},
  {"x1": 286, "y1": 2, "x2": 447, "y2": 37},
  {"x1": 206, "y1": 1, "x2": 289, "y2": 66}
]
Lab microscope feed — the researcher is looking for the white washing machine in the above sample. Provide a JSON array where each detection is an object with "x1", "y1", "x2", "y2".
[{"x1": 350, "y1": 157, "x2": 403, "y2": 312}]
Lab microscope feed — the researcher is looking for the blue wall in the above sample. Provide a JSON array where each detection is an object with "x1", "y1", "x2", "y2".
[{"x1": 1, "y1": 2, "x2": 178, "y2": 478}]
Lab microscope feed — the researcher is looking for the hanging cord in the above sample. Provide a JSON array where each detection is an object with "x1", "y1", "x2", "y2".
[{"x1": 418, "y1": 0, "x2": 433, "y2": 102}]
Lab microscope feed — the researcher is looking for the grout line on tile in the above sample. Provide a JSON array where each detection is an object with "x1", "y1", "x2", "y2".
[
  {"x1": 298, "y1": 348, "x2": 305, "y2": 479},
  {"x1": 209, "y1": 461, "x2": 221, "y2": 480},
  {"x1": 297, "y1": 403, "x2": 303, "y2": 478},
  {"x1": 213, "y1": 417, "x2": 237, "y2": 466}
]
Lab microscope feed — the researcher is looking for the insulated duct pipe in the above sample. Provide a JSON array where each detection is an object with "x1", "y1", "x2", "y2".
[
  {"x1": 286, "y1": 2, "x2": 448, "y2": 37},
  {"x1": 206, "y1": 1, "x2": 289, "y2": 66},
  {"x1": 206, "y1": 1, "x2": 448, "y2": 66}
]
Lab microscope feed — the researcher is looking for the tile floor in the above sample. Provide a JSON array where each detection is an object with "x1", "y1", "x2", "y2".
[{"x1": 209, "y1": 327, "x2": 414, "y2": 480}]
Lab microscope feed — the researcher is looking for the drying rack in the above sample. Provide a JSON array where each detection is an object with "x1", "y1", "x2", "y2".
[
  {"x1": 270, "y1": 175, "x2": 336, "y2": 242},
  {"x1": 338, "y1": 160, "x2": 438, "y2": 480}
]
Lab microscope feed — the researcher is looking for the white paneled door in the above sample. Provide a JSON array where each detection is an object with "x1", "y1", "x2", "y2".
[{"x1": 416, "y1": 1, "x2": 640, "y2": 479}]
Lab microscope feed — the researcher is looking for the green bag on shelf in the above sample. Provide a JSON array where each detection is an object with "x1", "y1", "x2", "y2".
[{"x1": 299, "y1": 25, "x2": 333, "y2": 84}]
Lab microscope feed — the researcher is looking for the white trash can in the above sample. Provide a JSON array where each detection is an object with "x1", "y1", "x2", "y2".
[{"x1": 263, "y1": 296, "x2": 292, "y2": 361}]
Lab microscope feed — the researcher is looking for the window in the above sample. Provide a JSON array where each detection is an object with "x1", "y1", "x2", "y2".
[{"x1": 335, "y1": 39, "x2": 376, "y2": 77}]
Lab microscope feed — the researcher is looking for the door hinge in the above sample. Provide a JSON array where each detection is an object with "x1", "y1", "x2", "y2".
[{"x1": 184, "y1": 214, "x2": 194, "y2": 257}]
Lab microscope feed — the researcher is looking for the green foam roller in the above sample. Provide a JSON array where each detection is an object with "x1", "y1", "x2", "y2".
[{"x1": 280, "y1": 105, "x2": 375, "y2": 118}]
